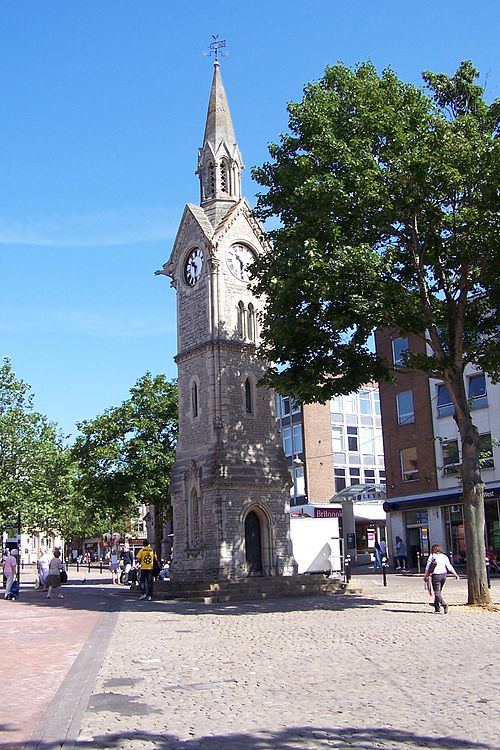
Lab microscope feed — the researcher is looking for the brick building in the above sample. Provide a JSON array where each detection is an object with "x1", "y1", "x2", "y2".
[{"x1": 375, "y1": 329, "x2": 500, "y2": 568}]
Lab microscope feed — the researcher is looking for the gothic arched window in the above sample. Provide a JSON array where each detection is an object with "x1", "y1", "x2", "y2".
[
  {"x1": 220, "y1": 158, "x2": 229, "y2": 193},
  {"x1": 207, "y1": 162, "x2": 215, "y2": 195},
  {"x1": 237, "y1": 301, "x2": 245, "y2": 338},
  {"x1": 247, "y1": 303, "x2": 255, "y2": 342},
  {"x1": 191, "y1": 381, "x2": 198, "y2": 418},
  {"x1": 245, "y1": 378, "x2": 253, "y2": 414}
]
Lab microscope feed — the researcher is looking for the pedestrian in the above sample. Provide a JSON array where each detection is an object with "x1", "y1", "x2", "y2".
[
  {"x1": 37, "y1": 547, "x2": 50, "y2": 589},
  {"x1": 379, "y1": 539, "x2": 387, "y2": 558},
  {"x1": 424, "y1": 544, "x2": 459, "y2": 614},
  {"x1": 395, "y1": 536, "x2": 407, "y2": 570},
  {"x1": 121, "y1": 545, "x2": 134, "y2": 584},
  {"x1": 3, "y1": 549, "x2": 18, "y2": 600},
  {"x1": 159, "y1": 559, "x2": 171, "y2": 581},
  {"x1": 46, "y1": 549, "x2": 64, "y2": 599},
  {"x1": 108, "y1": 546, "x2": 120, "y2": 584},
  {"x1": 135, "y1": 539, "x2": 159, "y2": 601},
  {"x1": 373, "y1": 541, "x2": 382, "y2": 570}
]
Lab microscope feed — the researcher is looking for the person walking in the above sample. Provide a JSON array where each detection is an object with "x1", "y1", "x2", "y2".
[
  {"x1": 3, "y1": 549, "x2": 18, "y2": 600},
  {"x1": 373, "y1": 540, "x2": 382, "y2": 570},
  {"x1": 395, "y1": 536, "x2": 407, "y2": 570},
  {"x1": 424, "y1": 544, "x2": 459, "y2": 614},
  {"x1": 135, "y1": 540, "x2": 159, "y2": 601},
  {"x1": 121, "y1": 545, "x2": 134, "y2": 585},
  {"x1": 108, "y1": 546, "x2": 120, "y2": 584},
  {"x1": 46, "y1": 549, "x2": 64, "y2": 599},
  {"x1": 37, "y1": 547, "x2": 50, "y2": 589}
]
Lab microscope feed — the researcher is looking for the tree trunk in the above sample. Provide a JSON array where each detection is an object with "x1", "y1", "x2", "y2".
[{"x1": 453, "y1": 393, "x2": 491, "y2": 605}]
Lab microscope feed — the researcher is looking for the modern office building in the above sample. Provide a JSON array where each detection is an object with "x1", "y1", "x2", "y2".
[
  {"x1": 276, "y1": 387, "x2": 386, "y2": 560},
  {"x1": 376, "y1": 329, "x2": 500, "y2": 568}
]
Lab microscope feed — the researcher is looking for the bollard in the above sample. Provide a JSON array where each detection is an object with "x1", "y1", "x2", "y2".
[
  {"x1": 88, "y1": 561, "x2": 91, "y2": 573},
  {"x1": 344, "y1": 554, "x2": 351, "y2": 584},
  {"x1": 416, "y1": 551, "x2": 421, "y2": 574},
  {"x1": 99, "y1": 561, "x2": 103, "y2": 574},
  {"x1": 76, "y1": 560, "x2": 80, "y2": 572},
  {"x1": 382, "y1": 556, "x2": 388, "y2": 586},
  {"x1": 486, "y1": 557, "x2": 491, "y2": 589}
]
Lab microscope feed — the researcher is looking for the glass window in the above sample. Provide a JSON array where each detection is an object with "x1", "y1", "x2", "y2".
[
  {"x1": 400, "y1": 447, "x2": 419, "y2": 482},
  {"x1": 334, "y1": 468, "x2": 346, "y2": 493},
  {"x1": 291, "y1": 398, "x2": 301, "y2": 415},
  {"x1": 247, "y1": 303, "x2": 255, "y2": 342},
  {"x1": 332, "y1": 426, "x2": 344, "y2": 452},
  {"x1": 373, "y1": 391, "x2": 381, "y2": 416},
  {"x1": 442, "y1": 439, "x2": 460, "y2": 476},
  {"x1": 478, "y1": 433, "x2": 494, "y2": 469},
  {"x1": 359, "y1": 390, "x2": 371, "y2": 415},
  {"x1": 437, "y1": 383, "x2": 454, "y2": 417},
  {"x1": 292, "y1": 424, "x2": 303, "y2": 454},
  {"x1": 344, "y1": 394, "x2": 356, "y2": 413},
  {"x1": 347, "y1": 426, "x2": 358, "y2": 451},
  {"x1": 237, "y1": 302, "x2": 244, "y2": 338},
  {"x1": 281, "y1": 397, "x2": 291, "y2": 416},
  {"x1": 396, "y1": 390, "x2": 415, "y2": 425},
  {"x1": 330, "y1": 395, "x2": 342, "y2": 412},
  {"x1": 392, "y1": 337, "x2": 409, "y2": 366},
  {"x1": 375, "y1": 430, "x2": 384, "y2": 456},
  {"x1": 468, "y1": 373, "x2": 487, "y2": 409},
  {"x1": 350, "y1": 468, "x2": 360, "y2": 484},
  {"x1": 282, "y1": 427, "x2": 292, "y2": 456},
  {"x1": 360, "y1": 427, "x2": 374, "y2": 454}
]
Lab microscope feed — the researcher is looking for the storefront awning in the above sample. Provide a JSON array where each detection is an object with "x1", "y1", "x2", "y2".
[{"x1": 383, "y1": 481, "x2": 500, "y2": 513}]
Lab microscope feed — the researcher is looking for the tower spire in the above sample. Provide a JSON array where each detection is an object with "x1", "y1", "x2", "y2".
[{"x1": 197, "y1": 49, "x2": 243, "y2": 220}]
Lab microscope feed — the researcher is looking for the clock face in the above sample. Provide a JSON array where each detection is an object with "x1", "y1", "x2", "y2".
[
  {"x1": 184, "y1": 247, "x2": 203, "y2": 287},
  {"x1": 226, "y1": 243, "x2": 256, "y2": 282}
]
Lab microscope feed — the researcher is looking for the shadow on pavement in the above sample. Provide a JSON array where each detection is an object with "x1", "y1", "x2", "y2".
[
  {"x1": 16, "y1": 725, "x2": 496, "y2": 749},
  {"x1": 5, "y1": 581, "x2": 392, "y2": 617}
]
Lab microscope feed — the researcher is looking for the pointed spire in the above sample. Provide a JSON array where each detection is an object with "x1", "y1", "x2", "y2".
[{"x1": 197, "y1": 62, "x2": 243, "y2": 219}]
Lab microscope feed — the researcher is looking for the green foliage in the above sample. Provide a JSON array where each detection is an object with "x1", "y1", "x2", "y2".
[
  {"x1": 71, "y1": 372, "x2": 178, "y2": 528},
  {"x1": 252, "y1": 61, "x2": 500, "y2": 401},
  {"x1": 0, "y1": 358, "x2": 72, "y2": 533}
]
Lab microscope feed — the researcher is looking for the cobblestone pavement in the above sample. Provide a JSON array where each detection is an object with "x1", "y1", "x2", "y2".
[
  {"x1": 3, "y1": 571, "x2": 499, "y2": 750},
  {"x1": 72, "y1": 573, "x2": 499, "y2": 750}
]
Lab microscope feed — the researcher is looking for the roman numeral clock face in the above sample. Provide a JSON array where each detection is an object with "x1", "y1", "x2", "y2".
[
  {"x1": 184, "y1": 247, "x2": 203, "y2": 287},
  {"x1": 226, "y1": 243, "x2": 256, "y2": 282}
]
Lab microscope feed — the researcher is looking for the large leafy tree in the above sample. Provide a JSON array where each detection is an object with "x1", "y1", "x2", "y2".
[
  {"x1": 0, "y1": 358, "x2": 73, "y2": 534},
  {"x1": 72, "y1": 373, "x2": 178, "y2": 554},
  {"x1": 252, "y1": 61, "x2": 500, "y2": 605}
]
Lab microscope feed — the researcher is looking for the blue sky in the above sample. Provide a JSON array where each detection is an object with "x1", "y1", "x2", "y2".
[{"x1": 1, "y1": 1, "x2": 498, "y2": 439}]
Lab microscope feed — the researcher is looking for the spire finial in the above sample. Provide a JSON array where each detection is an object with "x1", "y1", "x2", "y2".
[{"x1": 206, "y1": 34, "x2": 226, "y2": 63}]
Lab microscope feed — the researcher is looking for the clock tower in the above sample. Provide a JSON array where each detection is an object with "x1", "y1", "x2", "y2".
[{"x1": 156, "y1": 61, "x2": 296, "y2": 581}]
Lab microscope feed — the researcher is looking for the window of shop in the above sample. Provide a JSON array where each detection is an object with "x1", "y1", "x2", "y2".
[
  {"x1": 485, "y1": 499, "x2": 500, "y2": 556},
  {"x1": 444, "y1": 505, "x2": 466, "y2": 563},
  {"x1": 400, "y1": 447, "x2": 419, "y2": 482}
]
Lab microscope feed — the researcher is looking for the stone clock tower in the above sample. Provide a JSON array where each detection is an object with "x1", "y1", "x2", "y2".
[{"x1": 156, "y1": 61, "x2": 296, "y2": 581}]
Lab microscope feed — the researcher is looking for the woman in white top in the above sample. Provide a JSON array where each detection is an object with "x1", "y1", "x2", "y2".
[
  {"x1": 46, "y1": 549, "x2": 64, "y2": 599},
  {"x1": 424, "y1": 544, "x2": 459, "y2": 614}
]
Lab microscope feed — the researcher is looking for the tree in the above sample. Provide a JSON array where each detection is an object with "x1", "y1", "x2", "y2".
[
  {"x1": 0, "y1": 357, "x2": 72, "y2": 535},
  {"x1": 252, "y1": 61, "x2": 500, "y2": 605},
  {"x1": 72, "y1": 373, "x2": 178, "y2": 554}
]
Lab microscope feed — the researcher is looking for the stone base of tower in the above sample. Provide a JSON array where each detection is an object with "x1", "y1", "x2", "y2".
[{"x1": 170, "y1": 486, "x2": 297, "y2": 582}]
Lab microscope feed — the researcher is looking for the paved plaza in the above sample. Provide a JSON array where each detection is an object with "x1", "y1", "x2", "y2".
[{"x1": 2, "y1": 569, "x2": 499, "y2": 750}]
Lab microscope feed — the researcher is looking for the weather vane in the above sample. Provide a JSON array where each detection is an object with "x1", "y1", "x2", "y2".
[{"x1": 204, "y1": 35, "x2": 227, "y2": 62}]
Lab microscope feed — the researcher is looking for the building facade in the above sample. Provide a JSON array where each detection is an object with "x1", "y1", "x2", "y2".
[
  {"x1": 156, "y1": 61, "x2": 295, "y2": 581},
  {"x1": 376, "y1": 329, "x2": 500, "y2": 568},
  {"x1": 276, "y1": 386, "x2": 386, "y2": 560}
]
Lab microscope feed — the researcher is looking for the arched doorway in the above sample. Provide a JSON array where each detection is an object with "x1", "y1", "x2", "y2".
[{"x1": 245, "y1": 510, "x2": 263, "y2": 575}]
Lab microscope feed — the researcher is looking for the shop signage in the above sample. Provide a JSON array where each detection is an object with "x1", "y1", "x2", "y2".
[{"x1": 314, "y1": 507, "x2": 342, "y2": 519}]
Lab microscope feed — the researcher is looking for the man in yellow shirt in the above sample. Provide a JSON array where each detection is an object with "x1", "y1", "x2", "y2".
[{"x1": 135, "y1": 540, "x2": 159, "y2": 601}]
